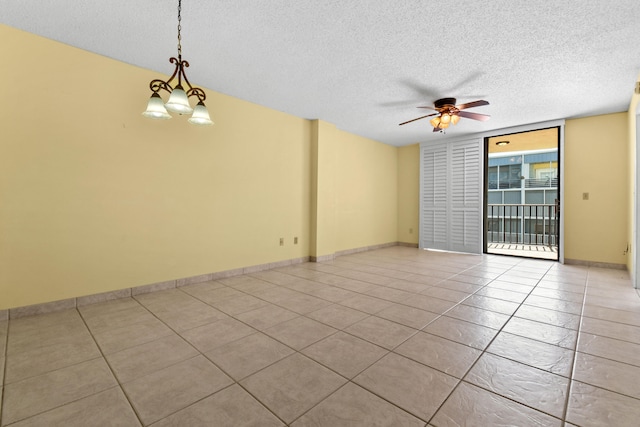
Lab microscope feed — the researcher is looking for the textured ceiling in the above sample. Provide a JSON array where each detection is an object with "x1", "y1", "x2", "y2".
[{"x1": 2, "y1": 0, "x2": 640, "y2": 146}]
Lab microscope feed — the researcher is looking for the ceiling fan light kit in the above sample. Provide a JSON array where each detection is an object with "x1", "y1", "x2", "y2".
[
  {"x1": 399, "y1": 97, "x2": 490, "y2": 133},
  {"x1": 142, "y1": 0, "x2": 213, "y2": 126}
]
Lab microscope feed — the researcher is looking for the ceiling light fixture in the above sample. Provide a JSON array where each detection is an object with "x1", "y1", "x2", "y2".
[
  {"x1": 495, "y1": 140, "x2": 510, "y2": 146},
  {"x1": 142, "y1": 0, "x2": 213, "y2": 126}
]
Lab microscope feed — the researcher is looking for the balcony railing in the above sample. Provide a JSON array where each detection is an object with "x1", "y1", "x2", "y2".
[{"x1": 487, "y1": 203, "x2": 559, "y2": 247}]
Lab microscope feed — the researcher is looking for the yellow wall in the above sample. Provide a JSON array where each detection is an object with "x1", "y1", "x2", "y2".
[
  {"x1": 564, "y1": 113, "x2": 629, "y2": 265},
  {"x1": 310, "y1": 121, "x2": 398, "y2": 256},
  {"x1": 627, "y1": 72, "x2": 640, "y2": 271},
  {"x1": 397, "y1": 144, "x2": 420, "y2": 244},
  {"x1": 0, "y1": 25, "x2": 403, "y2": 310},
  {"x1": 333, "y1": 127, "x2": 398, "y2": 252}
]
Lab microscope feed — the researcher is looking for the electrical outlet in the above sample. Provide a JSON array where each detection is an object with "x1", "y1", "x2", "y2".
[
  {"x1": 294, "y1": 237, "x2": 298, "y2": 244},
  {"x1": 279, "y1": 238, "x2": 284, "y2": 246}
]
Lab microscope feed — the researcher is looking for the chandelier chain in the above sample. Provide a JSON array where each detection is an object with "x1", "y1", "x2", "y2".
[{"x1": 177, "y1": 0, "x2": 182, "y2": 57}]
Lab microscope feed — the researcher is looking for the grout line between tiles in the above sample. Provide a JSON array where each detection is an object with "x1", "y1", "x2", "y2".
[
  {"x1": 75, "y1": 307, "x2": 146, "y2": 427},
  {"x1": 560, "y1": 266, "x2": 591, "y2": 427}
]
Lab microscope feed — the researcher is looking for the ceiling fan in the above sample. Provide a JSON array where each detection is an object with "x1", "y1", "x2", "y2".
[{"x1": 399, "y1": 98, "x2": 490, "y2": 132}]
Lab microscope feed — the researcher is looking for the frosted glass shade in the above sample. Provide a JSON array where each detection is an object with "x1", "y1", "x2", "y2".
[
  {"x1": 188, "y1": 101, "x2": 214, "y2": 126},
  {"x1": 430, "y1": 116, "x2": 441, "y2": 128},
  {"x1": 142, "y1": 93, "x2": 171, "y2": 119},
  {"x1": 165, "y1": 85, "x2": 193, "y2": 114},
  {"x1": 451, "y1": 114, "x2": 460, "y2": 125}
]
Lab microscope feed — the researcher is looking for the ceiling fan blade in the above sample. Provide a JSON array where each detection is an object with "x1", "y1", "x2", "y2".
[
  {"x1": 433, "y1": 127, "x2": 441, "y2": 132},
  {"x1": 456, "y1": 100, "x2": 489, "y2": 110},
  {"x1": 399, "y1": 113, "x2": 437, "y2": 126},
  {"x1": 458, "y1": 111, "x2": 491, "y2": 121}
]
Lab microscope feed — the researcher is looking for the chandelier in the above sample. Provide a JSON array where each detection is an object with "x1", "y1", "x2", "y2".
[{"x1": 142, "y1": 0, "x2": 213, "y2": 125}]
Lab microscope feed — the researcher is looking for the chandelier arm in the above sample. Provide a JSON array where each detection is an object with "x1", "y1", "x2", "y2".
[
  {"x1": 164, "y1": 57, "x2": 183, "y2": 88},
  {"x1": 149, "y1": 79, "x2": 172, "y2": 94},
  {"x1": 187, "y1": 87, "x2": 207, "y2": 102}
]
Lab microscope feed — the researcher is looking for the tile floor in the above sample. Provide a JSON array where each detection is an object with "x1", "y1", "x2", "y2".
[{"x1": 1, "y1": 246, "x2": 640, "y2": 426}]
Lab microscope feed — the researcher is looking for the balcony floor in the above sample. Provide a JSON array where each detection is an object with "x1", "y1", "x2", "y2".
[{"x1": 488, "y1": 243, "x2": 558, "y2": 260}]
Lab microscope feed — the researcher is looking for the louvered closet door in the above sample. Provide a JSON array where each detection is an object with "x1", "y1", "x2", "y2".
[
  {"x1": 421, "y1": 146, "x2": 448, "y2": 250},
  {"x1": 420, "y1": 139, "x2": 482, "y2": 254}
]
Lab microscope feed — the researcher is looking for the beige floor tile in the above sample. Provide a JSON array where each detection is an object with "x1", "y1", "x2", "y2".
[
  {"x1": 302, "y1": 331, "x2": 388, "y2": 378},
  {"x1": 487, "y1": 331, "x2": 575, "y2": 377},
  {"x1": 240, "y1": 353, "x2": 346, "y2": 424},
  {"x1": 149, "y1": 301, "x2": 229, "y2": 332},
  {"x1": 219, "y1": 275, "x2": 277, "y2": 293},
  {"x1": 180, "y1": 283, "x2": 242, "y2": 304},
  {"x1": 7, "y1": 315, "x2": 90, "y2": 355},
  {"x1": 205, "y1": 332, "x2": 294, "y2": 380},
  {"x1": 306, "y1": 304, "x2": 369, "y2": 329},
  {"x1": 106, "y1": 334, "x2": 199, "y2": 383},
  {"x1": 465, "y1": 353, "x2": 568, "y2": 418},
  {"x1": 420, "y1": 286, "x2": 470, "y2": 303},
  {"x1": 566, "y1": 381, "x2": 640, "y2": 427},
  {"x1": 2, "y1": 358, "x2": 117, "y2": 425},
  {"x1": 514, "y1": 304, "x2": 581, "y2": 330},
  {"x1": 462, "y1": 294, "x2": 520, "y2": 315},
  {"x1": 354, "y1": 353, "x2": 458, "y2": 422},
  {"x1": 8, "y1": 387, "x2": 140, "y2": 427},
  {"x1": 292, "y1": 382, "x2": 424, "y2": 427},
  {"x1": 399, "y1": 294, "x2": 456, "y2": 314},
  {"x1": 339, "y1": 294, "x2": 393, "y2": 314},
  {"x1": 180, "y1": 317, "x2": 256, "y2": 352},
  {"x1": 395, "y1": 331, "x2": 481, "y2": 378},
  {"x1": 235, "y1": 304, "x2": 300, "y2": 330},
  {"x1": 305, "y1": 285, "x2": 358, "y2": 303},
  {"x1": 209, "y1": 294, "x2": 270, "y2": 315},
  {"x1": 423, "y1": 316, "x2": 498, "y2": 350},
  {"x1": 474, "y1": 287, "x2": 528, "y2": 303},
  {"x1": 524, "y1": 294, "x2": 583, "y2": 315},
  {"x1": 251, "y1": 286, "x2": 301, "y2": 304},
  {"x1": 580, "y1": 316, "x2": 640, "y2": 345},
  {"x1": 345, "y1": 316, "x2": 416, "y2": 350},
  {"x1": 249, "y1": 270, "x2": 300, "y2": 286},
  {"x1": 573, "y1": 352, "x2": 640, "y2": 399},
  {"x1": 438, "y1": 279, "x2": 484, "y2": 293},
  {"x1": 537, "y1": 279, "x2": 586, "y2": 294},
  {"x1": 375, "y1": 303, "x2": 439, "y2": 329},
  {"x1": 577, "y1": 332, "x2": 640, "y2": 367},
  {"x1": 585, "y1": 294, "x2": 640, "y2": 313},
  {"x1": 122, "y1": 355, "x2": 233, "y2": 425},
  {"x1": 443, "y1": 304, "x2": 510, "y2": 330},
  {"x1": 503, "y1": 317, "x2": 577, "y2": 349},
  {"x1": 0, "y1": 320, "x2": 7, "y2": 354},
  {"x1": 264, "y1": 316, "x2": 337, "y2": 350},
  {"x1": 76, "y1": 298, "x2": 141, "y2": 319},
  {"x1": 582, "y1": 304, "x2": 640, "y2": 327},
  {"x1": 431, "y1": 382, "x2": 561, "y2": 426},
  {"x1": 152, "y1": 384, "x2": 283, "y2": 427},
  {"x1": 92, "y1": 317, "x2": 174, "y2": 355},
  {"x1": 81, "y1": 305, "x2": 156, "y2": 334},
  {"x1": 366, "y1": 286, "x2": 415, "y2": 304},
  {"x1": 133, "y1": 289, "x2": 195, "y2": 310},
  {"x1": 532, "y1": 286, "x2": 584, "y2": 303},
  {"x1": 497, "y1": 274, "x2": 541, "y2": 287},
  {"x1": 484, "y1": 279, "x2": 534, "y2": 294},
  {"x1": 276, "y1": 294, "x2": 332, "y2": 315},
  {"x1": 4, "y1": 336, "x2": 101, "y2": 384}
]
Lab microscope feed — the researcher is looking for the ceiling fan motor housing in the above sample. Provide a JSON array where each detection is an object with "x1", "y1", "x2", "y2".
[{"x1": 434, "y1": 98, "x2": 457, "y2": 109}]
